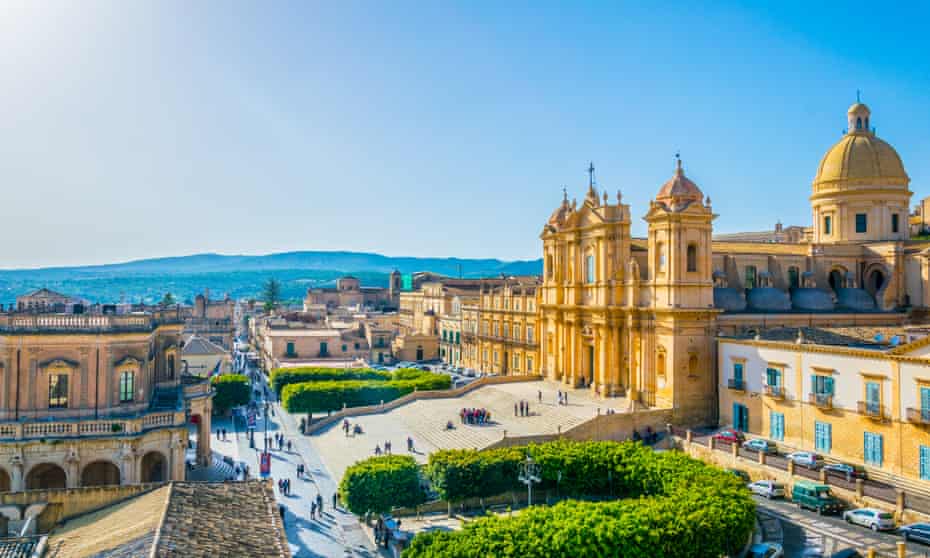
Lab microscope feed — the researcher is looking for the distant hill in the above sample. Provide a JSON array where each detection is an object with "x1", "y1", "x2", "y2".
[{"x1": 0, "y1": 251, "x2": 543, "y2": 305}]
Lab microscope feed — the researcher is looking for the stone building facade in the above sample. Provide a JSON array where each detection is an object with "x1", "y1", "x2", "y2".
[
  {"x1": 460, "y1": 280, "x2": 540, "y2": 375},
  {"x1": 0, "y1": 309, "x2": 213, "y2": 492}
]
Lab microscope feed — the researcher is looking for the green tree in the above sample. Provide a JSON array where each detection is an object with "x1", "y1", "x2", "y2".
[
  {"x1": 211, "y1": 374, "x2": 250, "y2": 414},
  {"x1": 339, "y1": 455, "x2": 424, "y2": 515},
  {"x1": 160, "y1": 292, "x2": 176, "y2": 306},
  {"x1": 262, "y1": 278, "x2": 281, "y2": 312}
]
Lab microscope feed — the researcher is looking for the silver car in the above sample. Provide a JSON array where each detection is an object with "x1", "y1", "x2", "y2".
[
  {"x1": 842, "y1": 508, "x2": 895, "y2": 531},
  {"x1": 747, "y1": 480, "x2": 786, "y2": 499}
]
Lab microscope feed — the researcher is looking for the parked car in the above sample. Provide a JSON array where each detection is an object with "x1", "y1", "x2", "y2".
[
  {"x1": 713, "y1": 428, "x2": 745, "y2": 443},
  {"x1": 726, "y1": 468, "x2": 750, "y2": 482},
  {"x1": 843, "y1": 508, "x2": 895, "y2": 531},
  {"x1": 792, "y1": 480, "x2": 843, "y2": 515},
  {"x1": 899, "y1": 522, "x2": 930, "y2": 544},
  {"x1": 742, "y1": 439, "x2": 778, "y2": 455},
  {"x1": 747, "y1": 480, "x2": 786, "y2": 499},
  {"x1": 822, "y1": 462, "x2": 867, "y2": 481},
  {"x1": 786, "y1": 451, "x2": 825, "y2": 469},
  {"x1": 747, "y1": 543, "x2": 784, "y2": 558}
]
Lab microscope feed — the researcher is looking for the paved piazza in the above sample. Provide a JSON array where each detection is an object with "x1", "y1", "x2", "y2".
[{"x1": 307, "y1": 380, "x2": 632, "y2": 482}]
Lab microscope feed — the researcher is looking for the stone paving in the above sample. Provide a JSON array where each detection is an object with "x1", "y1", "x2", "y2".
[{"x1": 308, "y1": 379, "x2": 631, "y2": 484}]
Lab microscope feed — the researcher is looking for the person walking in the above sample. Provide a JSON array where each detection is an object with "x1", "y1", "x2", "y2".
[
  {"x1": 316, "y1": 493, "x2": 324, "y2": 515},
  {"x1": 514, "y1": 403, "x2": 518, "y2": 417},
  {"x1": 538, "y1": 390, "x2": 542, "y2": 404},
  {"x1": 286, "y1": 440, "x2": 292, "y2": 453},
  {"x1": 310, "y1": 501, "x2": 317, "y2": 520},
  {"x1": 332, "y1": 492, "x2": 337, "y2": 510}
]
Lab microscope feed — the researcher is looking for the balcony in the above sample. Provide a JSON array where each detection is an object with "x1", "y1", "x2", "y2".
[
  {"x1": 907, "y1": 408, "x2": 930, "y2": 425},
  {"x1": 727, "y1": 378, "x2": 745, "y2": 391},
  {"x1": 764, "y1": 385, "x2": 785, "y2": 399},
  {"x1": 858, "y1": 400, "x2": 885, "y2": 420},
  {"x1": 0, "y1": 410, "x2": 186, "y2": 441},
  {"x1": 808, "y1": 392, "x2": 833, "y2": 410}
]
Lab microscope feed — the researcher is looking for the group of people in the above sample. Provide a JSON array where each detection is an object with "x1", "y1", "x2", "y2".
[
  {"x1": 215, "y1": 428, "x2": 231, "y2": 441},
  {"x1": 309, "y1": 492, "x2": 328, "y2": 520},
  {"x1": 460, "y1": 407, "x2": 491, "y2": 425},
  {"x1": 374, "y1": 440, "x2": 393, "y2": 456},
  {"x1": 514, "y1": 400, "x2": 532, "y2": 417},
  {"x1": 342, "y1": 419, "x2": 363, "y2": 437},
  {"x1": 278, "y1": 477, "x2": 293, "y2": 496},
  {"x1": 272, "y1": 432, "x2": 292, "y2": 452},
  {"x1": 556, "y1": 390, "x2": 569, "y2": 406}
]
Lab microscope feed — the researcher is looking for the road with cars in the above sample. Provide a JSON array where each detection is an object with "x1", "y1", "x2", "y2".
[{"x1": 753, "y1": 494, "x2": 930, "y2": 557}]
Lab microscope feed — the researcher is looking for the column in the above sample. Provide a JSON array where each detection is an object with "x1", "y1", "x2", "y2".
[
  {"x1": 597, "y1": 326, "x2": 608, "y2": 396},
  {"x1": 10, "y1": 461, "x2": 23, "y2": 492}
]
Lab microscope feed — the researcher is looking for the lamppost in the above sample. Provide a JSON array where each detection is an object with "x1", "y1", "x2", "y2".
[
  {"x1": 518, "y1": 456, "x2": 541, "y2": 507},
  {"x1": 263, "y1": 400, "x2": 270, "y2": 451}
]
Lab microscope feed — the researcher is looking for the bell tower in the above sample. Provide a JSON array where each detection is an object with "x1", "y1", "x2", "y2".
[{"x1": 643, "y1": 157, "x2": 718, "y2": 425}]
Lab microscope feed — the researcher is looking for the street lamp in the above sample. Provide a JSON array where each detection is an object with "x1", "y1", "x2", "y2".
[
  {"x1": 263, "y1": 400, "x2": 270, "y2": 451},
  {"x1": 518, "y1": 456, "x2": 541, "y2": 507}
]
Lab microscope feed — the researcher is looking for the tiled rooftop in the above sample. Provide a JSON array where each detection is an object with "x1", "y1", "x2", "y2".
[
  {"x1": 47, "y1": 481, "x2": 289, "y2": 558},
  {"x1": 728, "y1": 326, "x2": 910, "y2": 349}
]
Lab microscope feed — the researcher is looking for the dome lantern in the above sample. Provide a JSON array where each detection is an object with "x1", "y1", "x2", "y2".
[{"x1": 848, "y1": 102, "x2": 871, "y2": 134}]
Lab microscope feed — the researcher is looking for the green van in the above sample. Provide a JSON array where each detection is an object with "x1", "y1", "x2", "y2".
[{"x1": 791, "y1": 480, "x2": 843, "y2": 515}]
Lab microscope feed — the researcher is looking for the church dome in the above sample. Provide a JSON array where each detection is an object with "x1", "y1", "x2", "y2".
[
  {"x1": 656, "y1": 159, "x2": 704, "y2": 204},
  {"x1": 813, "y1": 103, "x2": 908, "y2": 188}
]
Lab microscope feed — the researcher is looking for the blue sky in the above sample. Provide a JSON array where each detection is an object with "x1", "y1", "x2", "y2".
[{"x1": 2, "y1": 1, "x2": 928, "y2": 268}]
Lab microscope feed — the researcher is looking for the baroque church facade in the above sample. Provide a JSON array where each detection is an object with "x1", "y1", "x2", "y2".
[{"x1": 540, "y1": 101, "x2": 922, "y2": 426}]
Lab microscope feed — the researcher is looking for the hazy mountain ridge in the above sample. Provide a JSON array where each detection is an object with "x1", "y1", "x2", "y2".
[{"x1": 0, "y1": 251, "x2": 543, "y2": 305}]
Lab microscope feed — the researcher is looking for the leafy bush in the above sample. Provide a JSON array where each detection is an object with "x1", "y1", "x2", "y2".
[
  {"x1": 211, "y1": 374, "x2": 251, "y2": 414},
  {"x1": 281, "y1": 373, "x2": 452, "y2": 413},
  {"x1": 408, "y1": 441, "x2": 755, "y2": 558},
  {"x1": 269, "y1": 366, "x2": 440, "y2": 395},
  {"x1": 270, "y1": 367, "x2": 390, "y2": 394},
  {"x1": 339, "y1": 455, "x2": 425, "y2": 515}
]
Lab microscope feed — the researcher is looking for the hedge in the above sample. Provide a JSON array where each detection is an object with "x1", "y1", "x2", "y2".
[
  {"x1": 210, "y1": 374, "x2": 251, "y2": 414},
  {"x1": 406, "y1": 441, "x2": 756, "y2": 558},
  {"x1": 281, "y1": 374, "x2": 452, "y2": 413},
  {"x1": 339, "y1": 455, "x2": 425, "y2": 515},
  {"x1": 270, "y1": 367, "x2": 440, "y2": 395}
]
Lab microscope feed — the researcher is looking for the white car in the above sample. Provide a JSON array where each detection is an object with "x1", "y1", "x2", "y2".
[
  {"x1": 786, "y1": 451, "x2": 824, "y2": 469},
  {"x1": 843, "y1": 508, "x2": 896, "y2": 531},
  {"x1": 747, "y1": 480, "x2": 786, "y2": 499}
]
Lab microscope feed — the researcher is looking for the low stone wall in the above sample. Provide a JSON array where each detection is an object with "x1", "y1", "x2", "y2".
[
  {"x1": 304, "y1": 375, "x2": 542, "y2": 435},
  {"x1": 0, "y1": 483, "x2": 164, "y2": 533},
  {"x1": 484, "y1": 408, "x2": 674, "y2": 450}
]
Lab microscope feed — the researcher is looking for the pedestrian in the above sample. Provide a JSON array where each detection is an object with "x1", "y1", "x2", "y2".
[
  {"x1": 407, "y1": 436, "x2": 413, "y2": 452},
  {"x1": 310, "y1": 501, "x2": 317, "y2": 520},
  {"x1": 538, "y1": 390, "x2": 542, "y2": 403},
  {"x1": 216, "y1": 429, "x2": 221, "y2": 440},
  {"x1": 564, "y1": 392, "x2": 568, "y2": 405},
  {"x1": 332, "y1": 492, "x2": 337, "y2": 510},
  {"x1": 317, "y1": 493, "x2": 324, "y2": 515},
  {"x1": 514, "y1": 403, "x2": 518, "y2": 417},
  {"x1": 375, "y1": 444, "x2": 381, "y2": 456},
  {"x1": 557, "y1": 390, "x2": 562, "y2": 405},
  {"x1": 287, "y1": 440, "x2": 292, "y2": 453},
  {"x1": 279, "y1": 503, "x2": 286, "y2": 523}
]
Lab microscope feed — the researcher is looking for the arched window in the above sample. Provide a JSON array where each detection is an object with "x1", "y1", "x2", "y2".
[
  {"x1": 688, "y1": 354, "x2": 699, "y2": 375},
  {"x1": 585, "y1": 254, "x2": 595, "y2": 284},
  {"x1": 856, "y1": 117, "x2": 862, "y2": 130},
  {"x1": 546, "y1": 254, "x2": 554, "y2": 279},
  {"x1": 657, "y1": 243, "x2": 666, "y2": 272},
  {"x1": 687, "y1": 244, "x2": 697, "y2": 273}
]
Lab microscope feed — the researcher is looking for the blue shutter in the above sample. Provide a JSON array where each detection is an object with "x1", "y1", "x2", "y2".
[
  {"x1": 734, "y1": 363, "x2": 743, "y2": 382},
  {"x1": 864, "y1": 432, "x2": 883, "y2": 467},
  {"x1": 770, "y1": 412, "x2": 784, "y2": 441},
  {"x1": 921, "y1": 387, "x2": 930, "y2": 412},
  {"x1": 824, "y1": 377, "x2": 834, "y2": 395},
  {"x1": 921, "y1": 446, "x2": 930, "y2": 481}
]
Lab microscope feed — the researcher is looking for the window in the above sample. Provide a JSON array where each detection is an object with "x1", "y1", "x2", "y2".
[
  {"x1": 921, "y1": 387, "x2": 930, "y2": 422},
  {"x1": 733, "y1": 403, "x2": 749, "y2": 432},
  {"x1": 815, "y1": 421, "x2": 831, "y2": 452},
  {"x1": 824, "y1": 215, "x2": 832, "y2": 235},
  {"x1": 503, "y1": 324, "x2": 510, "y2": 338},
  {"x1": 493, "y1": 323, "x2": 499, "y2": 337},
  {"x1": 788, "y1": 267, "x2": 800, "y2": 289},
  {"x1": 687, "y1": 244, "x2": 697, "y2": 272},
  {"x1": 921, "y1": 446, "x2": 930, "y2": 481},
  {"x1": 865, "y1": 380, "x2": 880, "y2": 414},
  {"x1": 513, "y1": 354, "x2": 520, "y2": 371},
  {"x1": 319, "y1": 342, "x2": 328, "y2": 356},
  {"x1": 527, "y1": 326, "x2": 534, "y2": 343},
  {"x1": 765, "y1": 367, "x2": 782, "y2": 387},
  {"x1": 514, "y1": 299, "x2": 521, "y2": 311},
  {"x1": 733, "y1": 362, "x2": 744, "y2": 387},
  {"x1": 688, "y1": 354, "x2": 698, "y2": 375},
  {"x1": 493, "y1": 351, "x2": 499, "y2": 364},
  {"x1": 585, "y1": 254, "x2": 595, "y2": 284},
  {"x1": 856, "y1": 213, "x2": 867, "y2": 233},
  {"x1": 286, "y1": 342, "x2": 296, "y2": 357},
  {"x1": 455, "y1": 332, "x2": 460, "y2": 344},
  {"x1": 856, "y1": 117, "x2": 862, "y2": 130},
  {"x1": 658, "y1": 243, "x2": 666, "y2": 272},
  {"x1": 770, "y1": 411, "x2": 785, "y2": 441},
  {"x1": 341, "y1": 344, "x2": 348, "y2": 352},
  {"x1": 864, "y1": 432, "x2": 883, "y2": 467},
  {"x1": 513, "y1": 325, "x2": 520, "y2": 341},
  {"x1": 49, "y1": 374, "x2": 68, "y2": 409},
  {"x1": 812, "y1": 374, "x2": 834, "y2": 395},
  {"x1": 744, "y1": 266, "x2": 757, "y2": 290},
  {"x1": 546, "y1": 255, "x2": 553, "y2": 279},
  {"x1": 892, "y1": 213, "x2": 900, "y2": 234},
  {"x1": 354, "y1": 342, "x2": 360, "y2": 350},
  {"x1": 527, "y1": 300, "x2": 534, "y2": 312},
  {"x1": 526, "y1": 357, "x2": 534, "y2": 373},
  {"x1": 167, "y1": 355, "x2": 175, "y2": 379},
  {"x1": 120, "y1": 371, "x2": 135, "y2": 403}
]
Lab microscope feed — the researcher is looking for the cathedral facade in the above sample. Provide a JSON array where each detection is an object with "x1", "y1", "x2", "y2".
[{"x1": 540, "y1": 101, "x2": 923, "y2": 426}]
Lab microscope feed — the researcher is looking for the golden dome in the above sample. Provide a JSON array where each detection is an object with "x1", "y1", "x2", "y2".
[
  {"x1": 813, "y1": 103, "x2": 908, "y2": 188},
  {"x1": 813, "y1": 132, "x2": 908, "y2": 187},
  {"x1": 656, "y1": 159, "x2": 703, "y2": 203}
]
